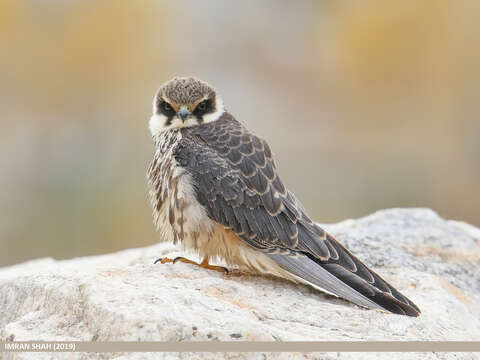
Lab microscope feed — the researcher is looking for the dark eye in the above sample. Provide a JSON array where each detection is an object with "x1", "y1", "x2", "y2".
[
  {"x1": 197, "y1": 101, "x2": 208, "y2": 111},
  {"x1": 162, "y1": 101, "x2": 173, "y2": 112}
]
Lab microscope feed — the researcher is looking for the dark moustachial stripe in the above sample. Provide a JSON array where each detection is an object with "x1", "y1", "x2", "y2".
[
  {"x1": 157, "y1": 100, "x2": 176, "y2": 126},
  {"x1": 193, "y1": 96, "x2": 216, "y2": 123}
]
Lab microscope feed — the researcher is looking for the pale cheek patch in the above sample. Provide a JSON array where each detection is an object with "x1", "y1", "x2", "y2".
[
  {"x1": 149, "y1": 114, "x2": 167, "y2": 136},
  {"x1": 203, "y1": 97, "x2": 225, "y2": 124}
]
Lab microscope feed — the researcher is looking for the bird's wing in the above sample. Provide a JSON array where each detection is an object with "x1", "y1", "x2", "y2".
[{"x1": 175, "y1": 114, "x2": 420, "y2": 316}]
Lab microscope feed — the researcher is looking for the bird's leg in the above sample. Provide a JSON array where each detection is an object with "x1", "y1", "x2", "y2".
[{"x1": 154, "y1": 256, "x2": 229, "y2": 274}]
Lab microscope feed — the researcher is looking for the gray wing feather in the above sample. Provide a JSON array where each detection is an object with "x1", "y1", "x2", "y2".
[
  {"x1": 175, "y1": 113, "x2": 420, "y2": 316},
  {"x1": 268, "y1": 252, "x2": 383, "y2": 310}
]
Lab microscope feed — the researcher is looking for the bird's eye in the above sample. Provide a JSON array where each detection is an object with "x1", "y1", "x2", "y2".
[
  {"x1": 162, "y1": 101, "x2": 173, "y2": 112},
  {"x1": 197, "y1": 101, "x2": 208, "y2": 111}
]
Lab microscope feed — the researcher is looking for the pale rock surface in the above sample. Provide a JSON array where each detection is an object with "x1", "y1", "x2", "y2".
[{"x1": 1, "y1": 208, "x2": 479, "y2": 360}]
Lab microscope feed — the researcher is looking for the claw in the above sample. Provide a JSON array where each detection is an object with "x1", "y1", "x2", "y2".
[
  {"x1": 154, "y1": 257, "x2": 175, "y2": 265},
  {"x1": 173, "y1": 256, "x2": 185, "y2": 264}
]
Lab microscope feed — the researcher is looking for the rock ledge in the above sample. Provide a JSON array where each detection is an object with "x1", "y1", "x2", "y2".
[{"x1": 1, "y1": 208, "x2": 479, "y2": 359}]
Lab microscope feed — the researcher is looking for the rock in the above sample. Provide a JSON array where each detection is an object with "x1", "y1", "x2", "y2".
[{"x1": 1, "y1": 208, "x2": 479, "y2": 360}]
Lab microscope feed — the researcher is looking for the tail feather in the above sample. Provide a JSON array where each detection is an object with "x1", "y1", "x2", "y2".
[
  {"x1": 322, "y1": 233, "x2": 421, "y2": 315},
  {"x1": 268, "y1": 235, "x2": 421, "y2": 317}
]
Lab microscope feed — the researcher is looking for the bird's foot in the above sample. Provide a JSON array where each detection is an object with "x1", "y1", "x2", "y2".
[{"x1": 154, "y1": 256, "x2": 229, "y2": 274}]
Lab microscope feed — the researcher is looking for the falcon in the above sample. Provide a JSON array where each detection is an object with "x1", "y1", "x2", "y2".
[{"x1": 147, "y1": 76, "x2": 421, "y2": 316}]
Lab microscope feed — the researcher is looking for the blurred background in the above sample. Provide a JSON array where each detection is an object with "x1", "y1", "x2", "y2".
[{"x1": 1, "y1": 0, "x2": 479, "y2": 267}]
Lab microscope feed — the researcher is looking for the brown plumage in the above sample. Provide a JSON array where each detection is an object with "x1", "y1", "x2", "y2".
[{"x1": 147, "y1": 76, "x2": 421, "y2": 317}]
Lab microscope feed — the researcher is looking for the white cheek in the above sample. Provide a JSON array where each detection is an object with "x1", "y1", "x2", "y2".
[
  {"x1": 203, "y1": 96, "x2": 225, "y2": 123},
  {"x1": 149, "y1": 114, "x2": 169, "y2": 136}
]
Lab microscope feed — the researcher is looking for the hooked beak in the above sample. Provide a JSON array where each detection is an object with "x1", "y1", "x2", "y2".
[{"x1": 177, "y1": 108, "x2": 192, "y2": 122}]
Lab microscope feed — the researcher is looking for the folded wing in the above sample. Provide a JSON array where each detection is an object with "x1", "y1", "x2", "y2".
[{"x1": 175, "y1": 114, "x2": 420, "y2": 316}]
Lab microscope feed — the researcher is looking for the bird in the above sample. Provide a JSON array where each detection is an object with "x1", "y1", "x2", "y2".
[{"x1": 147, "y1": 76, "x2": 421, "y2": 317}]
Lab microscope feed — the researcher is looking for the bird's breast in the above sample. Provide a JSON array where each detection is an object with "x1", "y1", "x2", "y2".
[{"x1": 147, "y1": 129, "x2": 215, "y2": 248}]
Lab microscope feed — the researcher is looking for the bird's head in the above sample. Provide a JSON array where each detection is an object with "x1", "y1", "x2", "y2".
[{"x1": 149, "y1": 76, "x2": 225, "y2": 135}]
